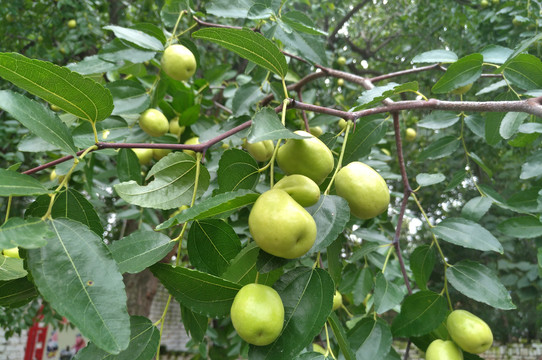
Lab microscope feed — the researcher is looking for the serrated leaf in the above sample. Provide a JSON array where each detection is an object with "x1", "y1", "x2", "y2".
[
  {"x1": 249, "y1": 267, "x2": 334, "y2": 360},
  {"x1": 274, "y1": 22, "x2": 327, "y2": 66},
  {"x1": 461, "y1": 196, "x2": 492, "y2": 222},
  {"x1": 416, "y1": 173, "x2": 446, "y2": 187},
  {"x1": 103, "y1": 25, "x2": 164, "y2": 51},
  {"x1": 503, "y1": 54, "x2": 542, "y2": 90},
  {"x1": 306, "y1": 195, "x2": 350, "y2": 254},
  {"x1": 418, "y1": 136, "x2": 460, "y2": 160},
  {"x1": 391, "y1": 291, "x2": 447, "y2": 337},
  {"x1": 74, "y1": 316, "x2": 159, "y2": 360},
  {"x1": 282, "y1": 11, "x2": 327, "y2": 36},
  {"x1": 0, "y1": 52, "x2": 113, "y2": 123},
  {"x1": 256, "y1": 250, "x2": 289, "y2": 274},
  {"x1": 109, "y1": 230, "x2": 174, "y2": 274},
  {"x1": 348, "y1": 318, "x2": 392, "y2": 360},
  {"x1": 446, "y1": 260, "x2": 515, "y2": 310},
  {"x1": 0, "y1": 277, "x2": 38, "y2": 307},
  {"x1": 107, "y1": 80, "x2": 150, "y2": 116},
  {"x1": 373, "y1": 273, "x2": 405, "y2": 314},
  {"x1": 117, "y1": 148, "x2": 142, "y2": 184},
  {"x1": 328, "y1": 312, "x2": 355, "y2": 360},
  {"x1": 0, "y1": 217, "x2": 52, "y2": 249},
  {"x1": 417, "y1": 111, "x2": 460, "y2": 130},
  {"x1": 520, "y1": 150, "x2": 542, "y2": 180},
  {"x1": 188, "y1": 219, "x2": 242, "y2": 276},
  {"x1": 507, "y1": 188, "x2": 541, "y2": 213},
  {"x1": 192, "y1": 28, "x2": 287, "y2": 78},
  {"x1": 0, "y1": 256, "x2": 27, "y2": 281},
  {"x1": 114, "y1": 152, "x2": 210, "y2": 210},
  {"x1": 157, "y1": 189, "x2": 259, "y2": 230},
  {"x1": 339, "y1": 266, "x2": 374, "y2": 306},
  {"x1": 0, "y1": 169, "x2": 53, "y2": 197},
  {"x1": 343, "y1": 118, "x2": 388, "y2": 163},
  {"x1": 502, "y1": 33, "x2": 542, "y2": 67},
  {"x1": 223, "y1": 242, "x2": 283, "y2": 286},
  {"x1": 432, "y1": 54, "x2": 483, "y2": 94},
  {"x1": 412, "y1": 50, "x2": 458, "y2": 64},
  {"x1": 500, "y1": 112, "x2": 528, "y2": 139},
  {"x1": 27, "y1": 219, "x2": 130, "y2": 354},
  {"x1": 356, "y1": 82, "x2": 418, "y2": 109},
  {"x1": 410, "y1": 245, "x2": 436, "y2": 291},
  {"x1": 481, "y1": 45, "x2": 513, "y2": 64},
  {"x1": 247, "y1": 107, "x2": 307, "y2": 143},
  {"x1": 217, "y1": 149, "x2": 259, "y2": 193},
  {"x1": 181, "y1": 305, "x2": 208, "y2": 343},
  {"x1": 497, "y1": 216, "x2": 542, "y2": 238},
  {"x1": 150, "y1": 263, "x2": 242, "y2": 317},
  {"x1": 0, "y1": 91, "x2": 78, "y2": 155},
  {"x1": 433, "y1": 217, "x2": 502, "y2": 253}
]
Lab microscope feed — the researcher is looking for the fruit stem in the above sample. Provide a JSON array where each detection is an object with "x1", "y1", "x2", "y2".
[
  {"x1": 281, "y1": 79, "x2": 289, "y2": 100},
  {"x1": 155, "y1": 293, "x2": 173, "y2": 358},
  {"x1": 168, "y1": 10, "x2": 187, "y2": 47},
  {"x1": 324, "y1": 322, "x2": 337, "y2": 360},
  {"x1": 381, "y1": 245, "x2": 394, "y2": 274},
  {"x1": 324, "y1": 120, "x2": 352, "y2": 195},
  {"x1": 3, "y1": 196, "x2": 12, "y2": 224}
]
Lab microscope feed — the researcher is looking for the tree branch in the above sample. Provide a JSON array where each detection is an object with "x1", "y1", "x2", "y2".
[{"x1": 327, "y1": 1, "x2": 372, "y2": 47}]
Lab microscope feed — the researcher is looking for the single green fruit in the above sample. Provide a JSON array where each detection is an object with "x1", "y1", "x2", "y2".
[
  {"x1": 480, "y1": 0, "x2": 489, "y2": 8},
  {"x1": 512, "y1": 18, "x2": 522, "y2": 27},
  {"x1": 335, "y1": 162, "x2": 390, "y2": 219},
  {"x1": 49, "y1": 169, "x2": 66, "y2": 183},
  {"x1": 50, "y1": 104, "x2": 61, "y2": 112},
  {"x1": 3, "y1": 247, "x2": 21, "y2": 259},
  {"x1": 133, "y1": 148, "x2": 153, "y2": 165},
  {"x1": 139, "y1": 109, "x2": 169, "y2": 137},
  {"x1": 450, "y1": 83, "x2": 473, "y2": 95},
  {"x1": 67, "y1": 19, "x2": 77, "y2": 28},
  {"x1": 276, "y1": 131, "x2": 334, "y2": 185},
  {"x1": 169, "y1": 117, "x2": 186, "y2": 137},
  {"x1": 249, "y1": 189, "x2": 317, "y2": 259},
  {"x1": 332, "y1": 290, "x2": 343, "y2": 311},
  {"x1": 243, "y1": 139, "x2": 274, "y2": 162},
  {"x1": 492, "y1": 0, "x2": 499, "y2": 3},
  {"x1": 337, "y1": 56, "x2": 347, "y2": 66},
  {"x1": 405, "y1": 128, "x2": 417, "y2": 142},
  {"x1": 183, "y1": 137, "x2": 199, "y2": 158},
  {"x1": 312, "y1": 343, "x2": 326, "y2": 355},
  {"x1": 6, "y1": 14, "x2": 14, "y2": 23},
  {"x1": 309, "y1": 126, "x2": 323, "y2": 137},
  {"x1": 338, "y1": 119, "x2": 349, "y2": 130},
  {"x1": 337, "y1": 78, "x2": 345, "y2": 87},
  {"x1": 274, "y1": 174, "x2": 320, "y2": 207},
  {"x1": 230, "y1": 283, "x2": 284, "y2": 346},
  {"x1": 426, "y1": 340, "x2": 463, "y2": 360},
  {"x1": 447, "y1": 310, "x2": 493, "y2": 354},
  {"x1": 161, "y1": 44, "x2": 197, "y2": 81},
  {"x1": 153, "y1": 148, "x2": 171, "y2": 160}
]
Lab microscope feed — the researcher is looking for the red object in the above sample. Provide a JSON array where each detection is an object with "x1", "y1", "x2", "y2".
[{"x1": 25, "y1": 321, "x2": 48, "y2": 360}]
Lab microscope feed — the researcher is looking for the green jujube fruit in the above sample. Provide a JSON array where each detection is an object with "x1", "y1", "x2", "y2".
[
  {"x1": 273, "y1": 174, "x2": 320, "y2": 207},
  {"x1": 276, "y1": 131, "x2": 334, "y2": 185},
  {"x1": 248, "y1": 189, "x2": 317, "y2": 259},
  {"x1": 426, "y1": 340, "x2": 463, "y2": 360},
  {"x1": 447, "y1": 310, "x2": 493, "y2": 354},
  {"x1": 243, "y1": 139, "x2": 274, "y2": 162},
  {"x1": 335, "y1": 162, "x2": 390, "y2": 219}
]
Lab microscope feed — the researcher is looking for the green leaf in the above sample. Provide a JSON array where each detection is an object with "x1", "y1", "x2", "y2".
[
  {"x1": 416, "y1": 173, "x2": 446, "y2": 187},
  {"x1": 391, "y1": 291, "x2": 448, "y2": 337},
  {"x1": 373, "y1": 273, "x2": 405, "y2": 314},
  {"x1": 109, "y1": 230, "x2": 174, "y2": 274},
  {"x1": 497, "y1": 216, "x2": 542, "y2": 239},
  {"x1": 356, "y1": 82, "x2": 418, "y2": 109},
  {"x1": 410, "y1": 245, "x2": 436, "y2": 291},
  {"x1": 66, "y1": 55, "x2": 121, "y2": 75},
  {"x1": 417, "y1": 111, "x2": 460, "y2": 130},
  {"x1": 507, "y1": 188, "x2": 542, "y2": 213},
  {"x1": 179, "y1": 104, "x2": 201, "y2": 126},
  {"x1": 306, "y1": 195, "x2": 350, "y2": 254},
  {"x1": 469, "y1": 152, "x2": 493, "y2": 178},
  {"x1": 446, "y1": 260, "x2": 516, "y2": 310},
  {"x1": 0, "y1": 169, "x2": 53, "y2": 196},
  {"x1": 538, "y1": 248, "x2": 542, "y2": 278},
  {"x1": 328, "y1": 312, "x2": 355, "y2": 360},
  {"x1": 150, "y1": 263, "x2": 242, "y2": 317},
  {"x1": 503, "y1": 33, "x2": 542, "y2": 67},
  {"x1": 103, "y1": 25, "x2": 164, "y2": 51},
  {"x1": 205, "y1": 0, "x2": 256, "y2": 18},
  {"x1": 348, "y1": 318, "x2": 392, "y2": 360},
  {"x1": 107, "y1": 80, "x2": 150, "y2": 116},
  {"x1": 157, "y1": 189, "x2": 259, "y2": 230},
  {"x1": 432, "y1": 217, "x2": 502, "y2": 253},
  {"x1": 223, "y1": 242, "x2": 283, "y2": 286},
  {"x1": 0, "y1": 91, "x2": 78, "y2": 155},
  {"x1": 461, "y1": 196, "x2": 492, "y2": 222},
  {"x1": 418, "y1": 136, "x2": 460, "y2": 160},
  {"x1": 117, "y1": 149, "x2": 142, "y2": 185},
  {"x1": 500, "y1": 112, "x2": 528, "y2": 139},
  {"x1": 339, "y1": 266, "x2": 374, "y2": 306},
  {"x1": 0, "y1": 52, "x2": 113, "y2": 123},
  {"x1": 188, "y1": 219, "x2": 242, "y2": 276},
  {"x1": 181, "y1": 305, "x2": 208, "y2": 343},
  {"x1": 503, "y1": 54, "x2": 542, "y2": 90},
  {"x1": 257, "y1": 250, "x2": 289, "y2": 274},
  {"x1": 520, "y1": 150, "x2": 542, "y2": 180},
  {"x1": 192, "y1": 28, "x2": 288, "y2": 78},
  {"x1": 411, "y1": 50, "x2": 458, "y2": 64},
  {"x1": 217, "y1": 149, "x2": 259, "y2": 193},
  {"x1": 343, "y1": 118, "x2": 388, "y2": 163},
  {"x1": 0, "y1": 277, "x2": 38, "y2": 308},
  {"x1": 25, "y1": 189, "x2": 104, "y2": 237},
  {"x1": 485, "y1": 112, "x2": 504, "y2": 146},
  {"x1": 27, "y1": 219, "x2": 130, "y2": 354},
  {"x1": 74, "y1": 316, "x2": 159, "y2": 360},
  {"x1": 444, "y1": 170, "x2": 467, "y2": 192},
  {"x1": 281, "y1": 11, "x2": 327, "y2": 36},
  {"x1": 274, "y1": 22, "x2": 327, "y2": 66},
  {"x1": 247, "y1": 107, "x2": 307, "y2": 143},
  {"x1": 481, "y1": 45, "x2": 513, "y2": 64},
  {"x1": 114, "y1": 152, "x2": 210, "y2": 210},
  {"x1": 0, "y1": 217, "x2": 52, "y2": 249},
  {"x1": 432, "y1": 54, "x2": 483, "y2": 94},
  {"x1": 0, "y1": 256, "x2": 27, "y2": 281},
  {"x1": 232, "y1": 84, "x2": 266, "y2": 116},
  {"x1": 249, "y1": 267, "x2": 334, "y2": 360}
]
